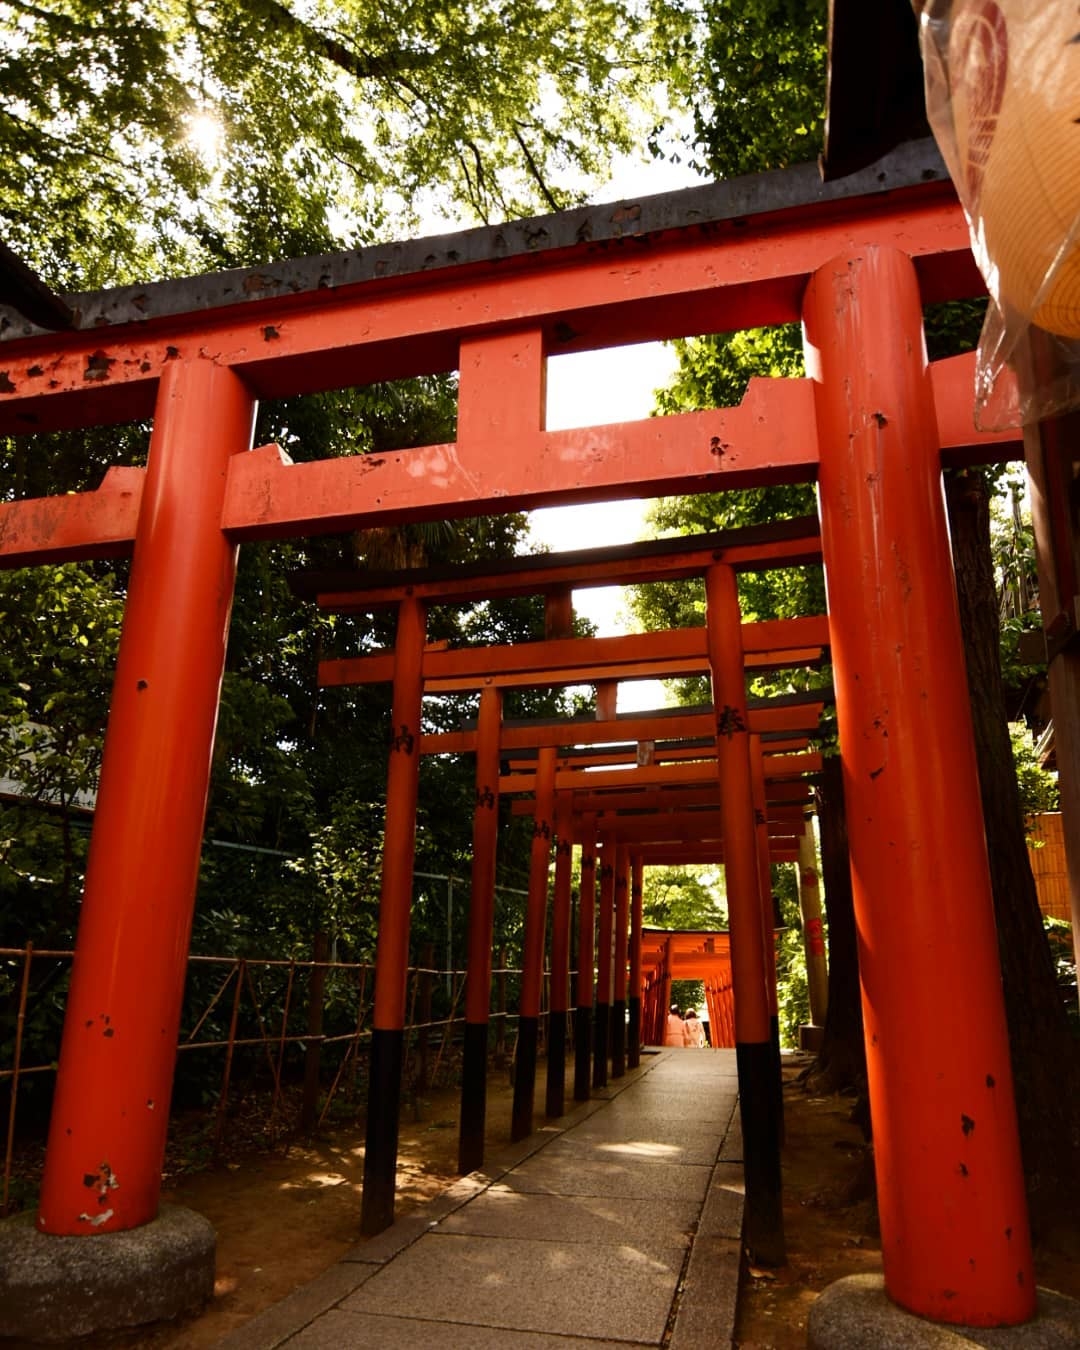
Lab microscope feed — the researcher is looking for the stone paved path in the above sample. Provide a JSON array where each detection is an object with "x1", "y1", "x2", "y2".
[{"x1": 216, "y1": 1047, "x2": 744, "y2": 1349}]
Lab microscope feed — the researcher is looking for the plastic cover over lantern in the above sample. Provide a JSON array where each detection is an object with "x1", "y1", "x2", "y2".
[{"x1": 915, "y1": 0, "x2": 1080, "y2": 426}]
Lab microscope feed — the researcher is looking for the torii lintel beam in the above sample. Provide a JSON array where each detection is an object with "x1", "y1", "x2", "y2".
[
  {"x1": 0, "y1": 353, "x2": 1017, "y2": 573},
  {"x1": 300, "y1": 516, "x2": 823, "y2": 610},
  {"x1": 422, "y1": 705, "x2": 825, "y2": 757},
  {"x1": 319, "y1": 616, "x2": 829, "y2": 692}
]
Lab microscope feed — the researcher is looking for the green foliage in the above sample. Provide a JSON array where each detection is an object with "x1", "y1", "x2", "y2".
[
  {"x1": 1044, "y1": 918, "x2": 1079, "y2": 1034},
  {"x1": 1010, "y1": 724, "x2": 1059, "y2": 817},
  {"x1": 642, "y1": 866, "x2": 726, "y2": 930},
  {"x1": 772, "y1": 862, "x2": 809, "y2": 1048},
  {"x1": 662, "y1": 0, "x2": 827, "y2": 180},
  {"x1": 0, "y1": 0, "x2": 664, "y2": 290}
]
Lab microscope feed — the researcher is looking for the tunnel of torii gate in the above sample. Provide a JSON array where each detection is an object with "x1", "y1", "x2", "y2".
[
  {"x1": 639, "y1": 929, "x2": 739, "y2": 1051},
  {"x1": 0, "y1": 141, "x2": 1039, "y2": 1325},
  {"x1": 302, "y1": 517, "x2": 827, "y2": 1248}
]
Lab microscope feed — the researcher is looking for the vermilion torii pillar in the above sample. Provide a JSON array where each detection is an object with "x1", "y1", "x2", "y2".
[
  {"x1": 361, "y1": 594, "x2": 427, "y2": 1235},
  {"x1": 546, "y1": 793, "x2": 573, "y2": 1118},
  {"x1": 750, "y1": 734, "x2": 784, "y2": 1141},
  {"x1": 574, "y1": 813, "x2": 598, "y2": 1101},
  {"x1": 458, "y1": 686, "x2": 502, "y2": 1174},
  {"x1": 611, "y1": 845, "x2": 630, "y2": 1079},
  {"x1": 38, "y1": 360, "x2": 257, "y2": 1234},
  {"x1": 511, "y1": 745, "x2": 556, "y2": 1141},
  {"x1": 705, "y1": 562, "x2": 784, "y2": 1266},
  {"x1": 593, "y1": 824, "x2": 616, "y2": 1089},
  {"x1": 806, "y1": 246, "x2": 1033, "y2": 1324},
  {"x1": 628, "y1": 854, "x2": 644, "y2": 1070}
]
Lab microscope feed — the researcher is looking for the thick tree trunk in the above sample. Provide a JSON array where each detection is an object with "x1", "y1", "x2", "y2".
[
  {"x1": 807, "y1": 755, "x2": 867, "y2": 1096},
  {"x1": 946, "y1": 469, "x2": 1080, "y2": 1230}
]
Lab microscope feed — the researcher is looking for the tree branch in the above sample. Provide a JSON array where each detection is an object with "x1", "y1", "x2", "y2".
[{"x1": 512, "y1": 123, "x2": 568, "y2": 213}]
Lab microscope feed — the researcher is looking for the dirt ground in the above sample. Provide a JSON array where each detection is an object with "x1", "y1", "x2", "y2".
[{"x1": 9, "y1": 1055, "x2": 1080, "y2": 1348}]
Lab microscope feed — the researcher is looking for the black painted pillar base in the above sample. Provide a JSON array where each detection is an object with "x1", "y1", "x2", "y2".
[
  {"x1": 592, "y1": 1002, "x2": 609, "y2": 1089},
  {"x1": 735, "y1": 1039, "x2": 786, "y2": 1266},
  {"x1": 611, "y1": 999, "x2": 626, "y2": 1078},
  {"x1": 545, "y1": 1011, "x2": 567, "y2": 1117},
  {"x1": 458, "y1": 1020, "x2": 488, "y2": 1174},
  {"x1": 573, "y1": 1004, "x2": 592, "y2": 1101},
  {"x1": 627, "y1": 997, "x2": 641, "y2": 1070},
  {"x1": 361, "y1": 1028, "x2": 404, "y2": 1236},
  {"x1": 511, "y1": 1015, "x2": 539, "y2": 1141},
  {"x1": 770, "y1": 1013, "x2": 785, "y2": 1146}
]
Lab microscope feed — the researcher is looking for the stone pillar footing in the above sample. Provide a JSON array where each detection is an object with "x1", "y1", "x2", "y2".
[
  {"x1": 0, "y1": 1203, "x2": 215, "y2": 1342},
  {"x1": 808, "y1": 1274, "x2": 1080, "y2": 1349}
]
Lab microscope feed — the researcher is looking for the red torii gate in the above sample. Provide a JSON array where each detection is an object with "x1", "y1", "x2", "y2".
[
  {"x1": 0, "y1": 147, "x2": 1033, "y2": 1325},
  {"x1": 309, "y1": 527, "x2": 823, "y2": 1195},
  {"x1": 639, "y1": 929, "x2": 738, "y2": 1049}
]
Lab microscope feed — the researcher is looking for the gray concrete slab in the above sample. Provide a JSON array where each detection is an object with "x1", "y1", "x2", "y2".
[
  {"x1": 215, "y1": 1262, "x2": 381, "y2": 1350},
  {"x1": 436, "y1": 1189, "x2": 699, "y2": 1248},
  {"x1": 494, "y1": 1154, "x2": 714, "y2": 1201},
  {"x1": 667, "y1": 1236, "x2": 743, "y2": 1350},
  {"x1": 697, "y1": 1163, "x2": 746, "y2": 1241},
  {"x1": 212, "y1": 1047, "x2": 745, "y2": 1349},
  {"x1": 282, "y1": 1308, "x2": 647, "y2": 1349},
  {"x1": 545, "y1": 1132, "x2": 724, "y2": 1167},
  {"x1": 339, "y1": 1230, "x2": 686, "y2": 1343}
]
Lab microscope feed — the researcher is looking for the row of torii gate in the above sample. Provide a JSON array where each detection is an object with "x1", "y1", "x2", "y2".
[
  {"x1": 296, "y1": 518, "x2": 826, "y2": 1244},
  {"x1": 0, "y1": 144, "x2": 1036, "y2": 1327}
]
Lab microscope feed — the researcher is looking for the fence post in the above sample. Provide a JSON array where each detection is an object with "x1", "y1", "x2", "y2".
[
  {"x1": 300, "y1": 932, "x2": 330, "y2": 1132},
  {"x1": 494, "y1": 947, "x2": 507, "y2": 1069},
  {"x1": 416, "y1": 942, "x2": 435, "y2": 1096}
]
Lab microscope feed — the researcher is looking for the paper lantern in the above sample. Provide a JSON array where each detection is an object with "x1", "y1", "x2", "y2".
[{"x1": 949, "y1": 0, "x2": 1080, "y2": 337}]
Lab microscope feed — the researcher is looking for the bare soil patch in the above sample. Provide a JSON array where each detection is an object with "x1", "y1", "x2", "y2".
[{"x1": 733, "y1": 1060, "x2": 1080, "y2": 1348}]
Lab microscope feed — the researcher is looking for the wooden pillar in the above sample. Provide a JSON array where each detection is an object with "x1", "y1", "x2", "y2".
[
  {"x1": 611, "y1": 845, "x2": 630, "y2": 1078},
  {"x1": 628, "y1": 854, "x2": 644, "y2": 1069},
  {"x1": 38, "y1": 360, "x2": 256, "y2": 1235},
  {"x1": 797, "y1": 817, "x2": 829, "y2": 1028},
  {"x1": 592, "y1": 825, "x2": 616, "y2": 1088},
  {"x1": 1023, "y1": 399, "x2": 1080, "y2": 997},
  {"x1": 546, "y1": 794, "x2": 573, "y2": 1117},
  {"x1": 574, "y1": 813, "x2": 597, "y2": 1100},
  {"x1": 806, "y1": 245, "x2": 1033, "y2": 1323},
  {"x1": 750, "y1": 736, "x2": 783, "y2": 1139},
  {"x1": 705, "y1": 562, "x2": 784, "y2": 1266},
  {"x1": 511, "y1": 746, "x2": 556, "y2": 1141},
  {"x1": 458, "y1": 687, "x2": 502, "y2": 1174},
  {"x1": 361, "y1": 594, "x2": 427, "y2": 1235}
]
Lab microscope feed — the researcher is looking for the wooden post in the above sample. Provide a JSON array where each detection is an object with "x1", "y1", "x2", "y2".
[
  {"x1": 458, "y1": 687, "x2": 502, "y2": 1173},
  {"x1": 628, "y1": 854, "x2": 644, "y2": 1069},
  {"x1": 797, "y1": 818, "x2": 829, "y2": 1032},
  {"x1": 415, "y1": 942, "x2": 435, "y2": 1096},
  {"x1": 611, "y1": 846, "x2": 629, "y2": 1078},
  {"x1": 705, "y1": 562, "x2": 784, "y2": 1266},
  {"x1": 575, "y1": 813, "x2": 597, "y2": 1100},
  {"x1": 361, "y1": 594, "x2": 426, "y2": 1236},
  {"x1": 300, "y1": 932, "x2": 330, "y2": 1131},
  {"x1": 512, "y1": 746, "x2": 556, "y2": 1141},
  {"x1": 593, "y1": 825, "x2": 615, "y2": 1089},
  {"x1": 494, "y1": 947, "x2": 508, "y2": 1070},
  {"x1": 546, "y1": 794, "x2": 573, "y2": 1117}
]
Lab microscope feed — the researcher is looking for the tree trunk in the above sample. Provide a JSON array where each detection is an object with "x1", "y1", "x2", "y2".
[
  {"x1": 946, "y1": 468, "x2": 1080, "y2": 1231},
  {"x1": 807, "y1": 755, "x2": 867, "y2": 1096}
]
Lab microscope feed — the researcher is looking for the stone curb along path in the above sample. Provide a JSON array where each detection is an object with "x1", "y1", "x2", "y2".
[{"x1": 214, "y1": 1048, "x2": 745, "y2": 1349}]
